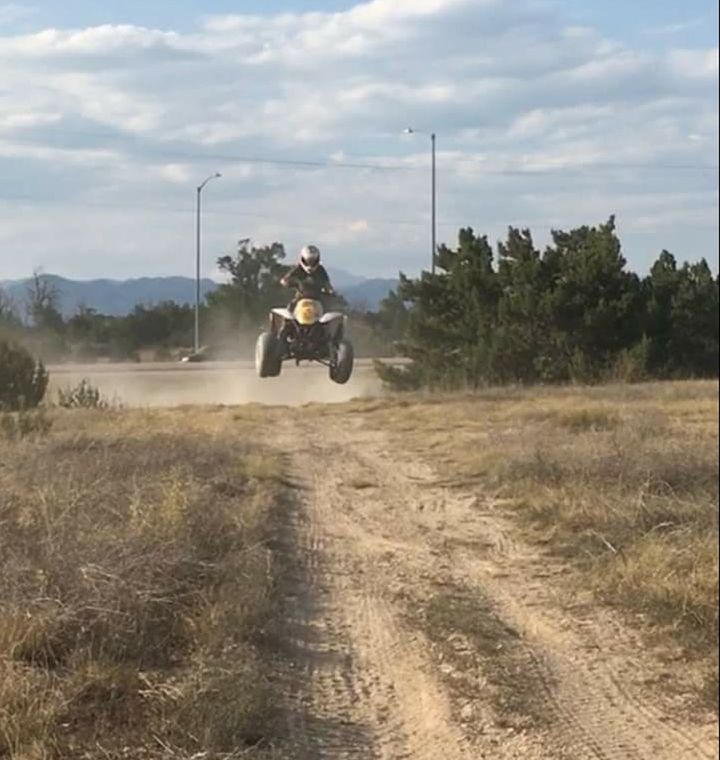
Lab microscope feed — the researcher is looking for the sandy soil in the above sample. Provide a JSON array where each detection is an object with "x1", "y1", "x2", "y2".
[
  {"x1": 262, "y1": 411, "x2": 718, "y2": 759},
  {"x1": 46, "y1": 361, "x2": 384, "y2": 407}
]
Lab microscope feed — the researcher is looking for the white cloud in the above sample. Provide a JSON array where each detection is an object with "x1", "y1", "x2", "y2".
[
  {"x1": 0, "y1": 24, "x2": 185, "y2": 57},
  {"x1": 0, "y1": 138, "x2": 122, "y2": 167},
  {"x1": 0, "y1": 0, "x2": 717, "y2": 280},
  {"x1": 668, "y1": 47, "x2": 719, "y2": 80},
  {"x1": 0, "y1": 110, "x2": 60, "y2": 129},
  {"x1": 154, "y1": 163, "x2": 193, "y2": 184},
  {"x1": 508, "y1": 104, "x2": 616, "y2": 138},
  {"x1": 643, "y1": 19, "x2": 704, "y2": 36}
]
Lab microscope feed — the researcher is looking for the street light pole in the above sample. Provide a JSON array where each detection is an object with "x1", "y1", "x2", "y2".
[
  {"x1": 405, "y1": 128, "x2": 437, "y2": 274},
  {"x1": 194, "y1": 172, "x2": 221, "y2": 354},
  {"x1": 431, "y1": 132, "x2": 436, "y2": 275}
]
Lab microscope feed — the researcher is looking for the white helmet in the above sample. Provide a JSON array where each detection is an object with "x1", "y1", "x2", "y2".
[{"x1": 300, "y1": 244, "x2": 321, "y2": 273}]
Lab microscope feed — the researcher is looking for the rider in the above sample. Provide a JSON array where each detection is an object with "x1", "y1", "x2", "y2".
[{"x1": 280, "y1": 244, "x2": 335, "y2": 309}]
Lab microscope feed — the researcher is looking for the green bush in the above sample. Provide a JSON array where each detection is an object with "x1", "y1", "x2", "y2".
[
  {"x1": 57, "y1": 379, "x2": 108, "y2": 409},
  {"x1": 373, "y1": 359, "x2": 424, "y2": 391},
  {"x1": 0, "y1": 339, "x2": 49, "y2": 411},
  {"x1": 608, "y1": 335, "x2": 651, "y2": 383}
]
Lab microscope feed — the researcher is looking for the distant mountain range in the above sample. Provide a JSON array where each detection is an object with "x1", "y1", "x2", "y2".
[{"x1": 0, "y1": 270, "x2": 398, "y2": 318}]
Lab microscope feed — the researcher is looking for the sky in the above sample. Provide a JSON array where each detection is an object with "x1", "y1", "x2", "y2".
[{"x1": 0, "y1": 0, "x2": 717, "y2": 281}]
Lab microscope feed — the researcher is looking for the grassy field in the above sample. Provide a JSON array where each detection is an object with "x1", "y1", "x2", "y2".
[
  {"x1": 1, "y1": 380, "x2": 716, "y2": 758},
  {"x1": 0, "y1": 405, "x2": 280, "y2": 759},
  {"x1": 335, "y1": 380, "x2": 719, "y2": 704}
]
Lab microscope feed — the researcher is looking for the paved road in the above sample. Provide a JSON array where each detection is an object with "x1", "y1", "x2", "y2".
[
  {"x1": 47, "y1": 359, "x2": 390, "y2": 407},
  {"x1": 48, "y1": 358, "x2": 390, "y2": 374}
]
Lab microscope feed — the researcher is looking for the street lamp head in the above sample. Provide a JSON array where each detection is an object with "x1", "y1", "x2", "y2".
[
  {"x1": 403, "y1": 127, "x2": 415, "y2": 134},
  {"x1": 198, "y1": 172, "x2": 222, "y2": 191}
]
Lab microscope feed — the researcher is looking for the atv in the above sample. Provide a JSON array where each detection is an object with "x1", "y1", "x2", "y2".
[{"x1": 255, "y1": 291, "x2": 354, "y2": 384}]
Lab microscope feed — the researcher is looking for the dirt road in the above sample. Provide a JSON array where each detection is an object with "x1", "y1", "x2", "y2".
[
  {"x1": 264, "y1": 412, "x2": 718, "y2": 759},
  {"x1": 46, "y1": 361, "x2": 384, "y2": 407}
]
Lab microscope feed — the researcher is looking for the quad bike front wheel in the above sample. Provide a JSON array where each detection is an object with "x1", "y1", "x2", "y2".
[
  {"x1": 330, "y1": 339, "x2": 354, "y2": 385},
  {"x1": 256, "y1": 331, "x2": 283, "y2": 377}
]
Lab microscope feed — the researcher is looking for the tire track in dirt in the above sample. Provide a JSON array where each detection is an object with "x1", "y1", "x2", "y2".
[
  {"x1": 281, "y1": 412, "x2": 717, "y2": 760},
  {"x1": 266, "y1": 419, "x2": 472, "y2": 759},
  {"x1": 267, "y1": 493, "x2": 380, "y2": 758}
]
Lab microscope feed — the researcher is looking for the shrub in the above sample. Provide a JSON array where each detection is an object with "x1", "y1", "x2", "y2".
[
  {"x1": 373, "y1": 359, "x2": 424, "y2": 391},
  {"x1": 608, "y1": 336, "x2": 651, "y2": 383},
  {"x1": 0, "y1": 339, "x2": 49, "y2": 411},
  {"x1": 57, "y1": 379, "x2": 108, "y2": 409}
]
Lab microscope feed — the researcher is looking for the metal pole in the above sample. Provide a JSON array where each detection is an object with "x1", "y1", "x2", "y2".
[
  {"x1": 403, "y1": 128, "x2": 437, "y2": 274},
  {"x1": 195, "y1": 185, "x2": 201, "y2": 354},
  {"x1": 431, "y1": 132, "x2": 437, "y2": 275},
  {"x1": 193, "y1": 173, "x2": 221, "y2": 355}
]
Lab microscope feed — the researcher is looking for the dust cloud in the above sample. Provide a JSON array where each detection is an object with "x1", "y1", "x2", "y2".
[{"x1": 46, "y1": 361, "x2": 385, "y2": 408}]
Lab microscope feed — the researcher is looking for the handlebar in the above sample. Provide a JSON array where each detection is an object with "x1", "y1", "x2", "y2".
[{"x1": 281, "y1": 278, "x2": 334, "y2": 297}]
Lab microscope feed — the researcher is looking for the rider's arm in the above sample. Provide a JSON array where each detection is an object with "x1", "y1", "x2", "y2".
[
  {"x1": 281, "y1": 265, "x2": 301, "y2": 288},
  {"x1": 318, "y1": 265, "x2": 335, "y2": 294}
]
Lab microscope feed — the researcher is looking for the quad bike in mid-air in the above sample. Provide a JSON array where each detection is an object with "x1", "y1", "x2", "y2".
[{"x1": 255, "y1": 286, "x2": 354, "y2": 384}]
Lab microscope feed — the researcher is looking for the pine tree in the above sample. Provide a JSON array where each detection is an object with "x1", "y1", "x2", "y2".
[
  {"x1": 495, "y1": 228, "x2": 549, "y2": 381},
  {"x1": 541, "y1": 217, "x2": 643, "y2": 380},
  {"x1": 668, "y1": 259, "x2": 719, "y2": 376}
]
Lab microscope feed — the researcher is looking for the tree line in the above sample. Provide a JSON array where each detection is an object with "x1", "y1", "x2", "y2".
[
  {"x1": 375, "y1": 217, "x2": 718, "y2": 389},
  {"x1": 0, "y1": 244, "x2": 394, "y2": 362},
  {"x1": 1, "y1": 221, "x2": 717, "y2": 383}
]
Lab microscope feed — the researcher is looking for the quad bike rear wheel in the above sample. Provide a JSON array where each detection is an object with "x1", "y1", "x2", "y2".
[
  {"x1": 330, "y1": 339, "x2": 354, "y2": 385},
  {"x1": 256, "y1": 331, "x2": 283, "y2": 377}
]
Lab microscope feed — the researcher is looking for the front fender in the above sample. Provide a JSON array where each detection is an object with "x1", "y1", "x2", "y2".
[
  {"x1": 322, "y1": 313, "x2": 346, "y2": 342},
  {"x1": 319, "y1": 312, "x2": 346, "y2": 324}
]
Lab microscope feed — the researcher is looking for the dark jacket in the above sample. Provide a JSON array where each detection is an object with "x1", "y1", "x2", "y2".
[{"x1": 282, "y1": 264, "x2": 333, "y2": 300}]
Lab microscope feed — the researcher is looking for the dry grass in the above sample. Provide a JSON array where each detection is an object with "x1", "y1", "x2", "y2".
[
  {"x1": 0, "y1": 406, "x2": 281, "y2": 759},
  {"x1": 337, "y1": 381, "x2": 719, "y2": 704}
]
